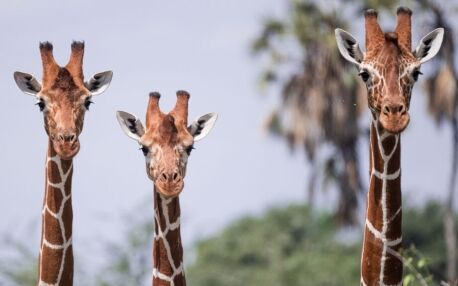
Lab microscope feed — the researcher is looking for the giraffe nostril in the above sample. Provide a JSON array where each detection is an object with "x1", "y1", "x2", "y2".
[
  {"x1": 57, "y1": 133, "x2": 77, "y2": 143},
  {"x1": 383, "y1": 104, "x2": 405, "y2": 115},
  {"x1": 173, "y1": 172, "x2": 179, "y2": 181},
  {"x1": 63, "y1": 134, "x2": 76, "y2": 143},
  {"x1": 161, "y1": 173, "x2": 167, "y2": 182},
  {"x1": 383, "y1": 106, "x2": 390, "y2": 115}
]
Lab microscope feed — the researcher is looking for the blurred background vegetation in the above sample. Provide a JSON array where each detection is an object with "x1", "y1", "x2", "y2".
[
  {"x1": 2, "y1": 202, "x2": 456, "y2": 285},
  {"x1": 1, "y1": 0, "x2": 457, "y2": 285}
]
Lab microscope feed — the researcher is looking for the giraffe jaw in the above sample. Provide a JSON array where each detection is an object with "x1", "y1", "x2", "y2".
[
  {"x1": 379, "y1": 113, "x2": 410, "y2": 134},
  {"x1": 154, "y1": 183, "x2": 184, "y2": 198},
  {"x1": 52, "y1": 140, "x2": 80, "y2": 159}
]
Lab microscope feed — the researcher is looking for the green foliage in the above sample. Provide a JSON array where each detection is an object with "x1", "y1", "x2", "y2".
[
  {"x1": 187, "y1": 204, "x2": 360, "y2": 286},
  {"x1": 402, "y1": 245, "x2": 434, "y2": 286},
  {"x1": 94, "y1": 202, "x2": 153, "y2": 286},
  {"x1": 0, "y1": 235, "x2": 37, "y2": 286},
  {"x1": 0, "y1": 201, "x2": 456, "y2": 285},
  {"x1": 352, "y1": 0, "x2": 399, "y2": 11},
  {"x1": 403, "y1": 201, "x2": 454, "y2": 283},
  {"x1": 187, "y1": 201, "x2": 458, "y2": 286},
  {"x1": 251, "y1": 19, "x2": 285, "y2": 54}
]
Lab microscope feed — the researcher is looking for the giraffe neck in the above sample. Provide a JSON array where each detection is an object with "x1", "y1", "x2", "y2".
[
  {"x1": 152, "y1": 188, "x2": 186, "y2": 286},
  {"x1": 361, "y1": 120, "x2": 403, "y2": 286},
  {"x1": 38, "y1": 140, "x2": 74, "y2": 286}
]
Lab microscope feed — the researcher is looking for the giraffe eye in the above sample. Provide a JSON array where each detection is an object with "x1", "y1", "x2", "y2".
[
  {"x1": 140, "y1": 145, "x2": 149, "y2": 156},
  {"x1": 412, "y1": 70, "x2": 423, "y2": 81},
  {"x1": 358, "y1": 70, "x2": 370, "y2": 82},
  {"x1": 185, "y1": 145, "x2": 195, "y2": 156},
  {"x1": 84, "y1": 97, "x2": 93, "y2": 110},
  {"x1": 35, "y1": 99, "x2": 45, "y2": 112}
]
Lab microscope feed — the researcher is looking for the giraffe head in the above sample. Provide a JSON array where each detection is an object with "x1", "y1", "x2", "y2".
[
  {"x1": 116, "y1": 91, "x2": 217, "y2": 198},
  {"x1": 14, "y1": 42, "x2": 113, "y2": 159},
  {"x1": 335, "y1": 7, "x2": 444, "y2": 133}
]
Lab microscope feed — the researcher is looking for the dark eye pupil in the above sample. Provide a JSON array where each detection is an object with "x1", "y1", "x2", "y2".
[
  {"x1": 359, "y1": 71, "x2": 370, "y2": 82},
  {"x1": 36, "y1": 100, "x2": 45, "y2": 111},
  {"x1": 140, "y1": 146, "x2": 149, "y2": 156},
  {"x1": 185, "y1": 145, "x2": 194, "y2": 156},
  {"x1": 84, "y1": 98, "x2": 93, "y2": 110},
  {"x1": 413, "y1": 70, "x2": 422, "y2": 81}
]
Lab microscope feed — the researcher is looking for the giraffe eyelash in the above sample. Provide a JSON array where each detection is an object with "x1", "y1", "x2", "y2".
[
  {"x1": 139, "y1": 145, "x2": 149, "y2": 156},
  {"x1": 35, "y1": 98, "x2": 46, "y2": 112},
  {"x1": 412, "y1": 70, "x2": 423, "y2": 81},
  {"x1": 358, "y1": 70, "x2": 370, "y2": 82},
  {"x1": 84, "y1": 97, "x2": 94, "y2": 110},
  {"x1": 185, "y1": 145, "x2": 195, "y2": 156}
]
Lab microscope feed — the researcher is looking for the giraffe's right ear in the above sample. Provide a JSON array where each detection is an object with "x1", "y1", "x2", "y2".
[
  {"x1": 13, "y1": 72, "x2": 42, "y2": 96},
  {"x1": 116, "y1": 111, "x2": 145, "y2": 141},
  {"x1": 413, "y1": 28, "x2": 444, "y2": 64},
  {"x1": 188, "y1": 112, "x2": 218, "y2": 142},
  {"x1": 335, "y1": 28, "x2": 364, "y2": 65},
  {"x1": 86, "y1": 71, "x2": 113, "y2": 96}
]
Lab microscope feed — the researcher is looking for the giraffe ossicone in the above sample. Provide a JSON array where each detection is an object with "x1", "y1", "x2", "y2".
[
  {"x1": 335, "y1": 7, "x2": 443, "y2": 286},
  {"x1": 117, "y1": 91, "x2": 217, "y2": 286},
  {"x1": 14, "y1": 41, "x2": 113, "y2": 285}
]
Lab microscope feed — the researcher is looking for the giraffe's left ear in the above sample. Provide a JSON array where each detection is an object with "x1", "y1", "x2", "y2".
[
  {"x1": 116, "y1": 111, "x2": 145, "y2": 141},
  {"x1": 188, "y1": 112, "x2": 218, "y2": 142},
  {"x1": 13, "y1": 72, "x2": 42, "y2": 96},
  {"x1": 413, "y1": 28, "x2": 444, "y2": 64},
  {"x1": 85, "y1": 71, "x2": 113, "y2": 96},
  {"x1": 335, "y1": 28, "x2": 364, "y2": 65}
]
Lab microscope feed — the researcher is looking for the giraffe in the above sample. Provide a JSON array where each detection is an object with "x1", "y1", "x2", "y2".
[
  {"x1": 13, "y1": 42, "x2": 113, "y2": 285},
  {"x1": 335, "y1": 7, "x2": 444, "y2": 285},
  {"x1": 116, "y1": 91, "x2": 217, "y2": 286}
]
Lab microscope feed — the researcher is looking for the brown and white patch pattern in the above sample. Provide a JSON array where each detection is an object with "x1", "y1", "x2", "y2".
[
  {"x1": 361, "y1": 120, "x2": 403, "y2": 286},
  {"x1": 152, "y1": 191, "x2": 186, "y2": 286},
  {"x1": 38, "y1": 144, "x2": 74, "y2": 286}
]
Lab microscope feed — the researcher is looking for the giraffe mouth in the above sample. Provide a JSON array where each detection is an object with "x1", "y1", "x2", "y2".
[
  {"x1": 379, "y1": 112, "x2": 410, "y2": 134},
  {"x1": 154, "y1": 183, "x2": 184, "y2": 198},
  {"x1": 52, "y1": 140, "x2": 80, "y2": 159}
]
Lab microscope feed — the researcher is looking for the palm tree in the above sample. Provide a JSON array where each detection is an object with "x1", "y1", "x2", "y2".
[
  {"x1": 252, "y1": 0, "x2": 367, "y2": 225},
  {"x1": 415, "y1": 0, "x2": 458, "y2": 283}
]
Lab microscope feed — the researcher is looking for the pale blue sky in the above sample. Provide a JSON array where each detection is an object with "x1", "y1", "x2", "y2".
[{"x1": 0, "y1": 0, "x2": 455, "y2": 279}]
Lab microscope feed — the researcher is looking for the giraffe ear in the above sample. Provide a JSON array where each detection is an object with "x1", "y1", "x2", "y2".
[
  {"x1": 13, "y1": 72, "x2": 42, "y2": 96},
  {"x1": 188, "y1": 112, "x2": 218, "y2": 142},
  {"x1": 85, "y1": 71, "x2": 113, "y2": 96},
  {"x1": 413, "y1": 28, "x2": 444, "y2": 64},
  {"x1": 335, "y1": 28, "x2": 364, "y2": 65},
  {"x1": 116, "y1": 111, "x2": 145, "y2": 141}
]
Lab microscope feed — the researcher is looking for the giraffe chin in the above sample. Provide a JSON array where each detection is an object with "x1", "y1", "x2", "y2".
[
  {"x1": 53, "y1": 141, "x2": 80, "y2": 160},
  {"x1": 379, "y1": 113, "x2": 410, "y2": 134},
  {"x1": 154, "y1": 184, "x2": 183, "y2": 198}
]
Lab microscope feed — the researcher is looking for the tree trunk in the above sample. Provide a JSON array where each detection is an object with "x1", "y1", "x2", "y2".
[
  {"x1": 336, "y1": 140, "x2": 361, "y2": 225},
  {"x1": 444, "y1": 116, "x2": 458, "y2": 285},
  {"x1": 307, "y1": 159, "x2": 317, "y2": 209}
]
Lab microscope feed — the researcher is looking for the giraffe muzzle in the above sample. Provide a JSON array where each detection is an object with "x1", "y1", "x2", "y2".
[
  {"x1": 154, "y1": 183, "x2": 184, "y2": 198},
  {"x1": 154, "y1": 170, "x2": 184, "y2": 198},
  {"x1": 379, "y1": 101, "x2": 410, "y2": 133},
  {"x1": 52, "y1": 134, "x2": 80, "y2": 159}
]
